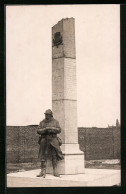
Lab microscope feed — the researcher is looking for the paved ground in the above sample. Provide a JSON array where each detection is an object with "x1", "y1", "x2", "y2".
[
  {"x1": 7, "y1": 168, "x2": 121, "y2": 187},
  {"x1": 6, "y1": 159, "x2": 121, "y2": 187}
]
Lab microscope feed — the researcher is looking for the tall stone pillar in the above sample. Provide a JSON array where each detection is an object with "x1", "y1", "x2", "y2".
[{"x1": 51, "y1": 18, "x2": 85, "y2": 174}]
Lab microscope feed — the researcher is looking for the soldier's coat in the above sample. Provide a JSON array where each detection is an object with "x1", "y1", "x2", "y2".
[{"x1": 37, "y1": 117, "x2": 63, "y2": 161}]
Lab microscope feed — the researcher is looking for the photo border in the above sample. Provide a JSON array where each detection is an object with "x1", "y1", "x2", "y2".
[{"x1": 0, "y1": 1, "x2": 126, "y2": 194}]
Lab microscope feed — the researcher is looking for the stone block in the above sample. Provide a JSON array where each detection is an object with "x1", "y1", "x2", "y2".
[
  {"x1": 46, "y1": 143, "x2": 84, "y2": 175},
  {"x1": 46, "y1": 154, "x2": 85, "y2": 175},
  {"x1": 7, "y1": 169, "x2": 121, "y2": 187},
  {"x1": 64, "y1": 58, "x2": 77, "y2": 100},
  {"x1": 52, "y1": 58, "x2": 64, "y2": 100},
  {"x1": 52, "y1": 18, "x2": 76, "y2": 59},
  {"x1": 63, "y1": 18, "x2": 76, "y2": 58}
]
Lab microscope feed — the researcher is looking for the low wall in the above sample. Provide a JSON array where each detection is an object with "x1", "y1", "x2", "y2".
[
  {"x1": 78, "y1": 127, "x2": 120, "y2": 160},
  {"x1": 6, "y1": 126, "x2": 120, "y2": 163},
  {"x1": 6, "y1": 126, "x2": 39, "y2": 163}
]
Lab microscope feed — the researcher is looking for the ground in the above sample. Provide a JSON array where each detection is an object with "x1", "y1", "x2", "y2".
[
  {"x1": 85, "y1": 159, "x2": 120, "y2": 170},
  {"x1": 7, "y1": 159, "x2": 120, "y2": 174}
]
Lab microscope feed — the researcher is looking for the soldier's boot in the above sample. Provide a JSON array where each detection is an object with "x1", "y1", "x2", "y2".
[
  {"x1": 52, "y1": 157, "x2": 60, "y2": 177},
  {"x1": 36, "y1": 160, "x2": 46, "y2": 178}
]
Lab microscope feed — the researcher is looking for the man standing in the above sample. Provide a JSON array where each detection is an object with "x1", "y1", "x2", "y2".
[{"x1": 37, "y1": 109, "x2": 63, "y2": 178}]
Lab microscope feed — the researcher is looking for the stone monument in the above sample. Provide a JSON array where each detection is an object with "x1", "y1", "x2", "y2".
[
  {"x1": 51, "y1": 18, "x2": 85, "y2": 174},
  {"x1": 7, "y1": 18, "x2": 120, "y2": 187}
]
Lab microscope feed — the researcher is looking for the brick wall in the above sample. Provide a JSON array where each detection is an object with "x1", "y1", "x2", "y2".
[
  {"x1": 78, "y1": 127, "x2": 120, "y2": 160},
  {"x1": 6, "y1": 126, "x2": 120, "y2": 163},
  {"x1": 6, "y1": 126, "x2": 20, "y2": 163},
  {"x1": 6, "y1": 126, "x2": 39, "y2": 163}
]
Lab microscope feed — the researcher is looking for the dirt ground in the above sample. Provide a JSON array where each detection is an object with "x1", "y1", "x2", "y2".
[
  {"x1": 85, "y1": 159, "x2": 120, "y2": 170},
  {"x1": 7, "y1": 159, "x2": 120, "y2": 174}
]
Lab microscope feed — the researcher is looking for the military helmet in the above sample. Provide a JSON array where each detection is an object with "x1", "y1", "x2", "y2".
[{"x1": 44, "y1": 109, "x2": 53, "y2": 115}]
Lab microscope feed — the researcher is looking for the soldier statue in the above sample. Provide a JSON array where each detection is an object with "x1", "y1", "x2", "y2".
[{"x1": 36, "y1": 109, "x2": 63, "y2": 178}]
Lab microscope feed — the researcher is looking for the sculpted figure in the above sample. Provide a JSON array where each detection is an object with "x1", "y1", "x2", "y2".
[{"x1": 37, "y1": 109, "x2": 63, "y2": 178}]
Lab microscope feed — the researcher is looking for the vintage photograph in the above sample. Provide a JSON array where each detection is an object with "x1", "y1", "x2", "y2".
[{"x1": 6, "y1": 4, "x2": 120, "y2": 187}]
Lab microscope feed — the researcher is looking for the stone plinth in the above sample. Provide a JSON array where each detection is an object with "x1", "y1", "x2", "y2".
[
  {"x1": 7, "y1": 169, "x2": 121, "y2": 187},
  {"x1": 52, "y1": 18, "x2": 85, "y2": 174},
  {"x1": 47, "y1": 144, "x2": 84, "y2": 174}
]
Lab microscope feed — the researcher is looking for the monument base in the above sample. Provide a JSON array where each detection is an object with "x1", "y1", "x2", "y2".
[
  {"x1": 46, "y1": 144, "x2": 85, "y2": 175},
  {"x1": 7, "y1": 169, "x2": 121, "y2": 187}
]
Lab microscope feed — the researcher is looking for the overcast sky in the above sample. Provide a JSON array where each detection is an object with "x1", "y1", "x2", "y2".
[{"x1": 6, "y1": 5, "x2": 120, "y2": 127}]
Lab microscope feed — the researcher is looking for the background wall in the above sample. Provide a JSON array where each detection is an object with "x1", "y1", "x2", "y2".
[
  {"x1": 6, "y1": 126, "x2": 39, "y2": 163},
  {"x1": 78, "y1": 127, "x2": 120, "y2": 160},
  {"x1": 6, "y1": 126, "x2": 120, "y2": 163}
]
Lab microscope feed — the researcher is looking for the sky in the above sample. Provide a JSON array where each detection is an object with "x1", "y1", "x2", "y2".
[{"x1": 6, "y1": 5, "x2": 120, "y2": 127}]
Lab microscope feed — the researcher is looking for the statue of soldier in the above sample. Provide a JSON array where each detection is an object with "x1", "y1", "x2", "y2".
[{"x1": 36, "y1": 109, "x2": 63, "y2": 178}]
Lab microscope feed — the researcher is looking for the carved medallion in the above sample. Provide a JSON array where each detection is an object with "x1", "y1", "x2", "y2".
[{"x1": 53, "y1": 32, "x2": 63, "y2": 48}]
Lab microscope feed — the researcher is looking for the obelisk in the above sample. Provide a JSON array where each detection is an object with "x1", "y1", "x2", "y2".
[{"x1": 52, "y1": 18, "x2": 85, "y2": 174}]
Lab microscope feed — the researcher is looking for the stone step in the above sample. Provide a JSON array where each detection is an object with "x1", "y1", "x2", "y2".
[{"x1": 7, "y1": 168, "x2": 120, "y2": 187}]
